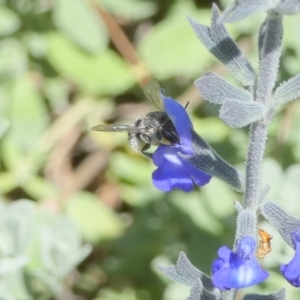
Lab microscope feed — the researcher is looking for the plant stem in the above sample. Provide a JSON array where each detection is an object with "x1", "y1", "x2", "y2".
[
  {"x1": 244, "y1": 14, "x2": 283, "y2": 210},
  {"x1": 244, "y1": 122, "x2": 268, "y2": 210}
]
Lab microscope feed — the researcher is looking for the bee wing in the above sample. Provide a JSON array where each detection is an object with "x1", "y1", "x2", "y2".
[
  {"x1": 143, "y1": 79, "x2": 164, "y2": 111},
  {"x1": 91, "y1": 124, "x2": 141, "y2": 133}
]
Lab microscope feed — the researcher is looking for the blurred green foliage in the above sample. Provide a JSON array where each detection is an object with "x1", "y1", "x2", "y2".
[{"x1": 0, "y1": 0, "x2": 300, "y2": 299}]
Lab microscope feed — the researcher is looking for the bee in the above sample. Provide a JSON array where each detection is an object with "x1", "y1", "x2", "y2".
[
  {"x1": 91, "y1": 80, "x2": 179, "y2": 158},
  {"x1": 256, "y1": 228, "x2": 273, "y2": 260}
]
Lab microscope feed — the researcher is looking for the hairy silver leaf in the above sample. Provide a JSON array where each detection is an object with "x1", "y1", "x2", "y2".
[
  {"x1": 277, "y1": 0, "x2": 300, "y2": 15},
  {"x1": 159, "y1": 252, "x2": 216, "y2": 291},
  {"x1": 181, "y1": 129, "x2": 245, "y2": 192},
  {"x1": 243, "y1": 288, "x2": 286, "y2": 300},
  {"x1": 187, "y1": 279, "x2": 223, "y2": 300},
  {"x1": 220, "y1": 100, "x2": 265, "y2": 128},
  {"x1": 260, "y1": 201, "x2": 300, "y2": 248},
  {"x1": 219, "y1": 0, "x2": 272, "y2": 23},
  {"x1": 188, "y1": 4, "x2": 255, "y2": 86},
  {"x1": 274, "y1": 73, "x2": 300, "y2": 104},
  {"x1": 195, "y1": 73, "x2": 252, "y2": 104}
]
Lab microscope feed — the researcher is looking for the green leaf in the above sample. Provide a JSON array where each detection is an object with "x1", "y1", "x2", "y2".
[
  {"x1": 0, "y1": 271, "x2": 32, "y2": 300},
  {"x1": 0, "y1": 6, "x2": 21, "y2": 36},
  {"x1": 0, "y1": 86, "x2": 10, "y2": 117},
  {"x1": 99, "y1": 0, "x2": 157, "y2": 20},
  {"x1": 2, "y1": 134, "x2": 47, "y2": 184},
  {"x1": 261, "y1": 159, "x2": 283, "y2": 200},
  {"x1": 95, "y1": 288, "x2": 139, "y2": 300},
  {"x1": 0, "y1": 117, "x2": 9, "y2": 139},
  {"x1": 109, "y1": 152, "x2": 152, "y2": 184},
  {"x1": 47, "y1": 32, "x2": 136, "y2": 95},
  {"x1": 65, "y1": 192, "x2": 123, "y2": 243},
  {"x1": 38, "y1": 217, "x2": 92, "y2": 277},
  {"x1": 10, "y1": 75, "x2": 49, "y2": 151},
  {"x1": 163, "y1": 283, "x2": 191, "y2": 300},
  {"x1": 1, "y1": 136, "x2": 23, "y2": 170},
  {"x1": 27, "y1": 208, "x2": 91, "y2": 278},
  {"x1": 282, "y1": 17, "x2": 300, "y2": 76},
  {"x1": 0, "y1": 39, "x2": 27, "y2": 78},
  {"x1": 119, "y1": 183, "x2": 161, "y2": 206},
  {"x1": 24, "y1": 32, "x2": 48, "y2": 59},
  {"x1": 283, "y1": 17, "x2": 300, "y2": 57},
  {"x1": 53, "y1": 0, "x2": 108, "y2": 53},
  {"x1": 0, "y1": 172, "x2": 17, "y2": 194},
  {"x1": 280, "y1": 164, "x2": 300, "y2": 215},
  {"x1": 171, "y1": 191, "x2": 223, "y2": 235},
  {"x1": 192, "y1": 116, "x2": 230, "y2": 144},
  {"x1": 43, "y1": 78, "x2": 69, "y2": 113},
  {"x1": 8, "y1": 200, "x2": 36, "y2": 253},
  {"x1": 138, "y1": 4, "x2": 212, "y2": 79},
  {"x1": 285, "y1": 106, "x2": 300, "y2": 162},
  {"x1": 201, "y1": 180, "x2": 236, "y2": 219},
  {"x1": 26, "y1": 210, "x2": 56, "y2": 271},
  {"x1": 22, "y1": 176, "x2": 59, "y2": 200}
]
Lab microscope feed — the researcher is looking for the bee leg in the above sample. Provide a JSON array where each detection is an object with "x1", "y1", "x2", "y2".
[{"x1": 141, "y1": 143, "x2": 153, "y2": 159}]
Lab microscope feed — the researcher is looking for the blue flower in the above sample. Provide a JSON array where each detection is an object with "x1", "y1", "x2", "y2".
[
  {"x1": 212, "y1": 236, "x2": 269, "y2": 290},
  {"x1": 152, "y1": 95, "x2": 211, "y2": 192},
  {"x1": 280, "y1": 228, "x2": 300, "y2": 287}
]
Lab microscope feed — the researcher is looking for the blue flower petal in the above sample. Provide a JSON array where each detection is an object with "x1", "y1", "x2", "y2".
[
  {"x1": 212, "y1": 236, "x2": 269, "y2": 290},
  {"x1": 213, "y1": 259, "x2": 268, "y2": 290},
  {"x1": 237, "y1": 235, "x2": 256, "y2": 257},
  {"x1": 150, "y1": 94, "x2": 212, "y2": 192},
  {"x1": 212, "y1": 246, "x2": 232, "y2": 273},
  {"x1": 218, "y1": 245, "x2": 233, "y2": 261},
  {"x1": 281, "y1": 230, "x2": 300, "y2": 287},
  {"x1": 162, "y1": 94, "x2": 193, "y2": 150},
  {"x1": 152, "y1": 145, "x2": 211, "y2": 192}
]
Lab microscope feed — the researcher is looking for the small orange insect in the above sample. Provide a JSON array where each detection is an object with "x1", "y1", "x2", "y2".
[{"x1": 256, "y1": 228, "x2": 273, "y2": 260}]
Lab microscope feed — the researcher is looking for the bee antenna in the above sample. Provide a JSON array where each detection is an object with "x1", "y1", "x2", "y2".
[{"x1": 184, "y1": 102, "x2": 190, "y2": 109}]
